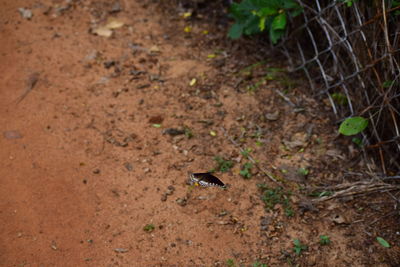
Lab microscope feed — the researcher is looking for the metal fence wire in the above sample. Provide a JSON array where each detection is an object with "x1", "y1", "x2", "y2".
[{"x1": 280, "y1": 0, "x2": 400, "y2": 177}]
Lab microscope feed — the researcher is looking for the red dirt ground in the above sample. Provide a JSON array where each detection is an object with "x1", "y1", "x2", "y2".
[{"x1": 1, "y1": 0, "x2": 399, "y2": 266}]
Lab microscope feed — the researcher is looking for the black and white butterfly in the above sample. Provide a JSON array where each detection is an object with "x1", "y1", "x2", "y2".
[{"x1": 189, "y1": 172, "x2": 226, "y2": 188}]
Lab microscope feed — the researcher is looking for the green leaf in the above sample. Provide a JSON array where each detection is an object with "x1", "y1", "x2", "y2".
[
  {"x1": 228, "y1": 23, "x2": 244, "y2": 39},
  {"x1": 258, "y1": 7, "x2": 277, "y2": 17},
  {"x1": 272, "y1": 13, "x2": 287, "y2": 30},
  {"x1": 377, "y1": 237, "x2": 390, "y2": 248},
  {"x1": 382, "y1": 80, "x2": 394, "y2": 88},
  {"x1": 319, "y1": 235, "x2": 331, "y2": 245},
  {"x1": 339, "y1": 117, "x2": 368, "y2": 136},
  {"x1": 259, "y1": 16, "x2": 266, "y2": 31},
  {"x1": 297, "y1": 167, "x2": 309, "y2": 176},
  {"x1": 283, "y1": 0, "x2": 300, "y2": 9},
  {"x1": 269, "y1": 28, "x2": 284, "y2": 44},
  {"x1": 143, "y1": 224, "x2": 155, "y2": 232}
]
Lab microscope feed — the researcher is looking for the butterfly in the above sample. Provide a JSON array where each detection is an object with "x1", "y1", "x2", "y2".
[{"x1": 188, "y1": 172, "x2": 226, "y2": 188}]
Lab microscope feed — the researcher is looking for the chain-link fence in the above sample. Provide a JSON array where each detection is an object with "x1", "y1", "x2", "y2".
[{"x1": 280, "y1": 0, "x2": 400, "y2": 177}]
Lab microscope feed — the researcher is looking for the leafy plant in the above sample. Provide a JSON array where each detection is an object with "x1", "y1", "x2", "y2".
[
  {"x1": 377, "y1": 237, "x2": 390, "y2": 248},
  {"x1": 319, "y1": 235, "x2": 331, "y2": 245},
  {"x1": 258, "y1": 185, "x2": 294, "y2": 217},
  {"x1": 143, "y1": 224, "x2": 155, "y2": 232},
  {"x1": 339, "y1": 116, "x2": 368, "y2": 136},
  {"x1": 213, "y1": 156, "x2": 234, "y2": 172},
  {"x1": 293, "y1": 239, "x2": 307, "y2": 255},
  {"x1": 226, "y1": 258, "x2": 235, "y2": 267},
  {"x1": 228, "y1": 0, "x2": 303, "y2": 43},
  {"x1": 240, "y1": 162, "x2": 253, "y2": 178}
]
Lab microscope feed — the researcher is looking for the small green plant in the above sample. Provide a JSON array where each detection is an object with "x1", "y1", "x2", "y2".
[
  {"x1": 184, "y1": 126, "x2": 194, "y2": 139},
  {"x1": 339, "y1": 116, "x2": 368, "y2": 136},
  {"x1": 319, "y1": 235, "x2": 331, "y2": 245},
  {"x1": 297, "y1": 167, "x2": 309, "y2": 177},
  {"x1": 213, "y1": 156, "x2": 234, "y2": 172},
  {"x1": 258, "y1": 185, "x2": 294, "y2": 217},
  {"x1": 241, "y1": 148, "x2": 252, "y2": 158},
  {"x1": 293, "y1": 239, "x2": 307, "y2": 255},
  {"x1": 377, "y1": 237, "x2": 390, "y2": 248},
  {"x1": 226, "y1": 258, "x2": 235, "y2": 267},
  {"x1": 240, "y1": 162, "x2": 253, "y2": 179},
  {"x1": 228, "y1": 0, "x2": 303, "y2": 43},
  {"x1": 253, "y1": 262, "x2": 268, "y2": 267},
  {"x1": 143, "y1": 224, "x2": 155, "y2": 232}
]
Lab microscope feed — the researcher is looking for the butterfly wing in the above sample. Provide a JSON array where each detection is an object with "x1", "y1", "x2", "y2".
[{"x1": 191, "y1": 172, "x2": 226, "y2": 188}]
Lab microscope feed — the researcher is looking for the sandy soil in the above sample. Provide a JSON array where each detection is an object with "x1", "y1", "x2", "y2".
[{"x1": 1, "y1": 0, "x2": 399, "y2": 266}]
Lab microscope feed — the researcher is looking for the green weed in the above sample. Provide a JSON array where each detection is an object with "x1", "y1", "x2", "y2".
[
  {"x1": 226, "y1": 258, "x2": 235, "y2": 267},
  {"x1": 319, "y1": 235, "x2": 331, "y2": 245},
  {"x1": 213, "y1": 156, "x2": 234, "y2": 172},
  {"x1": 143, "y1": 224, "x2": 155, "y2": 232},
  {"x1": 293, "y1": 239, "x2": 307, "y2": 255},
  {"x1": 258, "y1": 184, "x2": 294, "y2": 217},
  {"x1": 240, "y1": 162, "x2": 253, "y2": 179}
]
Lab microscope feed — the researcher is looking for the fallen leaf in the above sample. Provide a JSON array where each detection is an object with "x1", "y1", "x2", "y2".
[
  {"x1": 18, "y1": 8, "x2": 33, "y2": 19},
  {"x1": 332, "y1": 214, "x2": 348, "y2": 224},
  {"x1": 105, "y1": 18, "x2": 124, "y2": 29},
  {"x1": 265, "y1": 110, "x2": 279, "y2": 121},
  {"x1": 184, "y1": 26, "x2": 192, "y2": 33},
  {"x1": 182, "y1": 12, "x2": 192, "y2": 18},
  {"x1": 189, "y1": 78, "x2": 197, "y2": 86},
  {"x1": 92, "y1": 26, "x2": 113, "y2": 37},
  {"x1": 210, "y1": 130, "x2": 217, "y2": 136},
  {"x1": 114, "y1": 248, "x2": 129, "y2": 253},
  {"x1": 149, "y1": 45, "x2": 160, "y2": 53}
]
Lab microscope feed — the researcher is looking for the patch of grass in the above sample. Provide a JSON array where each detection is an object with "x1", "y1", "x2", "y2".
[
  {"x1": 143, "y1": 224, "x2": 155, "y2": 232},
  {"x1": 213, "y1": 156, "x2": 234, "y2": 172},
  {"x1": 293, "y1": 239, "x2": 307, "y2": 255},
  {"x1": 226, "y1": 258, "x2": 235, "y2": 267},
  {"x1": 240, "y1": 162, "x2": 253, "y2": 179},
  {"x1": 319, "y1": 235, "x2": 331, "y2": 245},
  {"x1": 258, "y1": 184, "x2": 294, "y2": 217}
]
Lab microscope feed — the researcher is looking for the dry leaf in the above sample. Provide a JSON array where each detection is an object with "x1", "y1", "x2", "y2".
[
  {"x1": 105, "y1": 18, "x2": 124, "y2": 29},
  {"x1": 149, "y1": 45, "x2": 160, "y2": 53},
  {"x1": 92, "y1": 26, "x2": 113, "y2": 37},
  {"x1": 189, "y1": 78, "x2": 197, "y2": 86}
]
